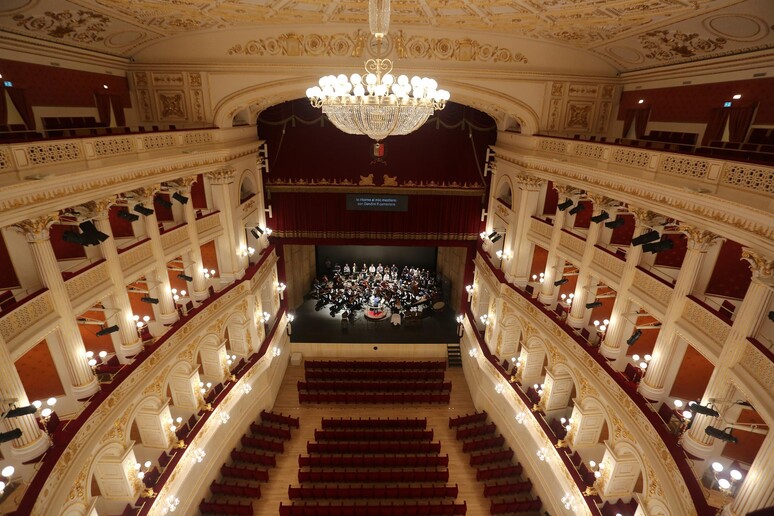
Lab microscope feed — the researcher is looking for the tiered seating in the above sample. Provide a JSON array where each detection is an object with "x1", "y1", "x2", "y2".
[
  {"x1": 450, "y1": 412, "x2": 541, "y2": 515},
  {"x1": 299, "y1": 360, "x2": 450, "y2": 405},
  {"x1": 201, "y1": 410, "x2": 298, "y2": 513},
  {"x1": 293, "y1": 417, "x2": 460, "y2": 514},
  {"x1": 279, "y1": 501, "x2": 467, "y2": 515}
]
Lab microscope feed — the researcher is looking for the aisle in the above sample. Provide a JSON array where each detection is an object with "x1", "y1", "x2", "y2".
[{"x1": 252, "y1": 362, "x2": 491, "y2": 515}]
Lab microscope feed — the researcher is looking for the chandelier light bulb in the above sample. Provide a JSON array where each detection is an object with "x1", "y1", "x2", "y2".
[
  {"x1": 85, "y1": 351, "x2": 94, "y2": 359},
  {"x1": 144, "y1": 460, "x2": 152, "y2": 469},
  {"x1": 1, "y1": 466, "x2": 15, "y2": 478},
  {"x1": 589, "y1": 460, "x2": 596, "y2": 468},
  {"x1": 47, "y1": 397, "x2": 57, "y2": 406},
  {"x1": 603, "y1": 319, "x2": 610, "y2": 325},
  {"x1": 730, "y1": 469, "x2": 742, "y2": 481},
  {"x1": 639, "y1": 362, "x2": 648, "y2": 369},
  {"x1": 644, "y1": 354, "x2": 652, "y2": 361},
  {"x1": 682, "y1": 410, "x2": 692, "y2": 419},
  {"x1": 673, "y1": 399, "x2": 684, "y2": 408},
  {"x1": 32, "y1": 400, "x2": 42, "y2": 409},
  {"x1": 718, "y1": 478, "x2": 731, "y2": 490},
  {"x1": 712, "y1": 462, "x2": 724, "y2": 472},
  {"x1": 632, "y1": 354, "x2": 640, "y2": 362}
]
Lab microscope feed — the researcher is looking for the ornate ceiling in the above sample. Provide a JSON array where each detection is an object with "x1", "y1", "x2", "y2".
[{"x1": 0, "y1": 0, "x2": 772, "y2": 73}]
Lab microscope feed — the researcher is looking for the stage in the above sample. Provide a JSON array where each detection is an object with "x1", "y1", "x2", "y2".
[{"x1": 289, "y1": 298, "x2": 461, "y2": 344}]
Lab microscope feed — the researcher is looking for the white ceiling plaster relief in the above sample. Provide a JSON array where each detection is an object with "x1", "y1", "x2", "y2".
[{"x1": 704, "y1": 14, "x2": 769, "y2": 42}]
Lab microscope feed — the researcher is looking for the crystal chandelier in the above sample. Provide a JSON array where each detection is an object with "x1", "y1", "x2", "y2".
[{"x1": 306, "y1": 0, "x2": 450, "y2": 142}]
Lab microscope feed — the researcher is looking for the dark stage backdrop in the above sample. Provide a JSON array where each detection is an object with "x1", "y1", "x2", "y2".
[{"x1": 316, "y1": 245, "x2": 437, "y2": 277}]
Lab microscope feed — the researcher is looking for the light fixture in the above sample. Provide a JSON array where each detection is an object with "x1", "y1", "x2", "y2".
[
  {"x1": 631, "y1": 230, "x2": 660, "y2": 247},
  {"x1": 172, "y1": 192, "x2": 188, "y2": 204},
  {"x1": 117, "y1": 209, "x2": 140, "y2": 222},
  {"x1": 495, "y1": 383, "x2": 504, "y2": 394},
  {"x1": 586, "y1": 301, "x2": 603, "y2": 309},
  {"x1": 691, "y1": 403, "x2": 720, "y2": 417},
  {"x1": 219, "y1": 412, "x2": 230, "y2": 425},
  {"x1": 155, "y1": 196, "x2": 173, "y2": 209},
  {"x1": 591, "y1": 211, "x2": 609, "y2": 223},
  {"x1": 554, "y1": 278, "x2": 568, "y2": 286},
  {"x1": 133, "y1": 204, "x2": 154, "y2": 216},
  {"x1": 515, "y1": 412, "x2": 526, "y2": 425},
  {"x1": 605, "y1": 217, "x2": 625, "y2": 229},
  {"x1": 140, "y1": 296, "x2": 159, "y2": 304},
  {"x1": 732, "y1": 94, "x2": 742, "y2": 100},
  {"x1": 192, "y1": 448, "x2": 206, "y2": 463},
  {"x1": 536, "y1": 448, "x2": 547, "y2": 461},
  {"x1": 1, "y1": 466, "x2": 14, "y2": 478},
  {"x1": 177, "y1": 273, "x2": 193, "y2": 282},
  {"x1": 673, "y1": 399, "x2": 684, "y2": 408},
  {"x1": 557, "y1": 199, "x2": 573, "y2": 211},
  {"x1": 163, "y1": 495, "x2": 180, "y2": 514},
  {"x1": 306, "y1": 0, "x2": 449, "y2": 142},
  {"x1": 96, "y1": 325, "x2": 119, "y2": 336},
  {"x1": 203, "y1": 268, "x2": 217, "y2": 279},
  {"x1": 468, "y1": 348, "x2": 478, "y2": 358},
  {"x1": 568, "y1": 203, "x2": 585, "y2": 216},
  {"x1": 638, "y1": 99, "x2": 644, "y2": 104},
  {"x1": 241, "y1": 383, "x2": 252, "y2": 395},
  {"x1": 627, "y1": 329, "x2": 642, "y2": 345},
  {"x1": 705, "y1": 426, "x2": 737, "y2": 443}
]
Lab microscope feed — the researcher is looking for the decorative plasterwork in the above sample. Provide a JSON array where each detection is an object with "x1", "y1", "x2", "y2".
[{"x1": 265, "y1": 176, "x2": 483, "y2": 196}]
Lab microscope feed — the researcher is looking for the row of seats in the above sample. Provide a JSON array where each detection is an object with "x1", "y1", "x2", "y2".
[
  {"x1": 261, "y1": 410, "x2": 300, "y2": 428},
  {"x1": 221, "y1": 465, "x2": 269, "y2": 482},
  {"x1": 314, "y1": 429, "x2": 434, "y2": 442},
  {"x1": 241, "y1": 435, "x2": 284, "y2": 453},
  {"x1": 199, "y1": 499, "x2": 253, "y2": 515},
  {"x1": 476, "y1": 463, "x2": 523, "y2": 482},
  {"x1": 304, "y1": 360, "x2": 446, "y2": 371},
  {"x1": 321, "y1": 417, "x2": 426, "y2": 429},
  {"x1": 279, "y1": 502, "x2": 467, "y2": 515},
  {"x1": 231, "y1": 449, "x2": 276, "y2": 466},
  {"x1": 299, "y1": 392, "x2": 450, "y2": 404},
  {"x1": 483, "y1": 480, "x2": 532, "y2": 497},
  {"x1": 306, "y1": 370, "x2": 446, "y2": 381},
  {"x1": 299, "y1": 454, "x2": 449, "y2": 468},
  {"x1": 210, "y1": 482, "x2": 261, "y2": 498},
  {"x1": 462, "y1": 435, "x2": 505, "y2": 453},
  {"x1": 299, "y1": 381, "x2": 452, "y2": 392},
  {"x1": 470, "y1": 448, "x2": 514, "y2": 466},
  {"x1": 298, "y1": 469, "x2": 449, "y2": 483},
  {"x1": 489, "y1": 498, "x2": 542, "y2": 515},
  {"x1": 307, "y1": 441, "x2": 442, "y2": 455},
  {"x1": 251, "y1": 421, "x2": 293, "y2": 440},
  {"x1": 288, "y1": 484, "x2": 459, "y2": 499},
  {"x1": 456, "y1": 422, "x2": 496, "y2": 440},
  {"x1": 449, "y1": 411, "x2": 488, "y2": 428}
]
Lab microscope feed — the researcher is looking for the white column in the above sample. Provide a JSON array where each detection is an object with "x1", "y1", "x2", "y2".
[
  {"x1": 13, "y1": 216, "x2": 98, "y2": 398},
  {"x1": 728, "y1": 432, "x2": 774, "y2": 515},
  {"x1": 682, "y1": 250, "x2": 774, "y2": 458},
  {"x1": 503, "y1": 175, "x2": 543, "y2": 286},
  {"x1": 566, "y1": 195, "x2": 609, "y2": 328},
  {"x1": 639, "y1": 227, "x2": 721, "y2": 401},
  {"x1": 538, "y1": 185, "x2": 571, "y2": 305},
  {"x1": 0, "y1": 333, "x2": 49, "y2": 461},
  {"x1": 136, "y1": 188, "x2": 178, "y2": 325},
  {"x1": 88, "y1": 199, "x2": 143, "y2": 358},
  {"x1": 179, "y1": 176, "x2": 209, "y2": 301},
  {"x1": 207, "y1": 167, "x2": 244, "y2": 285},
  {"x1": 599, "y1": 209, "x2": 653, "y2": 360}
]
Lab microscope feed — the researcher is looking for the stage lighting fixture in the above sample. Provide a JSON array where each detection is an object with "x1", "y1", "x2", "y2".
[
  {"x1": 691, "y1": 403, "x2": 720, "y2": 417},
  {"x1": 568, "y1": 203, "x2": 585, "y2": 215},
  {"x1": 605, "y1": 217, "x2": 625, "y2": 229},
  {"x1": 96, "y1": 325, "x2": 120, "y2": 337},
  {"x1": 172, "y1": 192, "x2": 189, "y2": 204},
  {"x1": 585, "y1": 301, "x2": 603, "y2": 309},
  {"x1": 0, "y1": 429, "x2": 22, "y2": 443},
  {"x1": 177, "y1": 273, "x2": 194, "y2": 282},
  {"x1": 488, "y1": 231, "x2": 498, "y2": 239},
  {"x1": 642, "y1": 239, "x2": 674, "y2": 254},
  {"x1": 79, "y1": 220, "x2": 109, "y2": 244},
  {"x1": 155, "y1": 196, "x2": 173, "y2": 209},
  {"x1": 705, "y1": 426, "x2": 738, "y2": 444},
  {"x1": 554, "y1": 278, "x2": 568, "y2": 286},
  {"x1": 254, "y1": 226, "x2": 264, "y2": 235},
  {"x1": 3, "y1": 405, "x2": 37, "y2": 418},
  {"x1": 250, "y1": 228, "x2": 260, "y2": 239},
  {"x1": 133, "y1": 204, "x2": 154, "y2": 216},
  {"x1": 631, "y1": 230, "x2": 660, "y2": 246},
  {"x1": 117, "y1": 209, "x2": 140, "y2": 222},
  {"x1": 140, "y1": 296, "x2": 160, "y2": 304},
  {"x1": 590, "y1": 211, "x2": 609, "y2": 223},
  {"x1": 557, "y1": 199, "x2": 573, "y2": 211},
  {"x1": 62, "y1": 231, "x2": 88, "y2": 246},
  {"x1": 626, "y1": 329, "x2": 642, "y2": 345},
  {"x1": 490, "y1": 234, "x2": 502, "y2": 243}
]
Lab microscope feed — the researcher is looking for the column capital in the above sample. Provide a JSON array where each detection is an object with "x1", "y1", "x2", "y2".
[
  {"x1": 12, "y1": 214, "x2": 59, "y2": 242},
  {"x1": 207, "y1": 166, "x2": 236, "y2": 185},
  {"x1": 178, "y1": 175, "x2": 199, "y2": 190},
  {"x1": 741, "y1": 248, "x2": 774, "y2": 279},
  {"x1": 83, "y1": 196, "x2": 117, "y2": 219},
  {"x1": 630, "y1": 207, "x2": 659, "y2": 227},
  {"x1": 554, "y1": 183, "x2": 576, "y2": 197},
  {"x1": 132, "y1": 185, "x2": 161, "y2": 203},
  {"x1": 514, "y1": 174, "x2": 544, "y2": 190},
  {"x1": 679, "y1": 225, "x2": 723, "y2": 251}
]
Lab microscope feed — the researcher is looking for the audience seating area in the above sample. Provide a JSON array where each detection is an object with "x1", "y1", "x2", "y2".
[
  {"x1": 199, "y1": 410, "x2": 298, "y2": 515},
  {"x1": 299, "y1": 360, "x2": 451, "y2": 404},
  {"x1": 287, "y1": 416, "x2": 464, "y2": 515},
  {"x1": 450, "y1": 412, "x2": 541, "y2": 515}
]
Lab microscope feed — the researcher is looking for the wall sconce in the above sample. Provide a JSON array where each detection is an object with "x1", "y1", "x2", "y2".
[
  {"x1": 711, "y1": 461, "x2": 743, "y2": 492},
  {"x1": 480, "y1": 314, "x2": 489, "y2": 326},
  {"x1": 287, "y1": 313, "x2": 295, "y2": 335},
  {"x1": 273, "y1": 347, "x2": 282, "y2": 357},
  {"x1": 531, "y1": 272, "x2": 545, "y2": 283},
  {"x1": 456, "y1": 315, "x2": 464, "y2": 337},
  {"x1": 593, "y1": 319, "x2": 609, "y2": 335},
  {"x1": 202, "y1": 268, "x2": 217, "y2": 279},
  {"x1": 276, "y1": 282, "x2": 286, "y2": 300},
  {"x1": 238, "y1": 246, "x2": 255, "y2": 257},
  {"x1": 162, "y1": 495, "x2": 180, "y2": 513},
  {"x1": 0, "y1": 465, "x2": 15, "y2": 494},
  {"x1": 560, "y1": 417, "x2": 574, "y2": 433},
  {"x1": 536, "y1": 448, "x2": 548, "y2": 461},
  {"x1": 468, "y1": 348, "x2": 478, "y2": 358},
  {"x1": 168, "y1": 416, "x2": 183, "y2": 433},
  {"x1": 515, "y1": 412, "x2": 526, "y2": 425},
  {"x1": 241, "y1": 383, "x2": 252, "y2": 395},
  {"x1": 226, "y1": 354, "x2": 237, "y2": 367},
  {"x1": 192, "y1": 448, "x2": 206, "y2": 463},
  {"x1": 479, "y1": 231, "x2": 487, "y2": 240},
  {"x1": 170, "y1": 288, "x2": 187, "y2": 303},
  {"x1": 260, "y1": 311, "x2": 270, "y2": 324},
  {"x1": 465, "y1": 285, "x2": 474, "y2": 302},
  {"x1": 560, "y1": 293, "x2": 574, "y2": 306},
  {"x1": 495, "y1": 383, "x2": 505, "y2": 394},
  {"x1": 588, "y1": 460, "x2": 605, "y2": 480},
  {"x1": 533, "y1": 383, "x2": 545, "y2": 397},
  {"x1": 219, "y1": 412, "x2": 230, "y2": 425},
  {"x1": 561, "y1": 493, "x2": 577, "y2": 511}
]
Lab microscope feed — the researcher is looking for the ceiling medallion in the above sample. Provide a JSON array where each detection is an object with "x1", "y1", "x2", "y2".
[{"x1": 305, "y1": 0, "x2": 450, "y2": 142}]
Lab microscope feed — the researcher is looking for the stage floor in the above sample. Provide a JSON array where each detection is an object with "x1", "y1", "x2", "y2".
[{"x1": 289, "y1": 298, "x2": 461, "y2": 344}]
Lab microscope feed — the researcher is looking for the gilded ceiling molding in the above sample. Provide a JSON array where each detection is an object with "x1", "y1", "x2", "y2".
[
  {"x1": 265, "y1": 180, "x2": 484, "y2": 196},
  {"x1": 227, "y1": 30, "x2": 528, "y2": 64},
  {"x1": 638, "y1": 29, "x2": 727, "y2": 61}
]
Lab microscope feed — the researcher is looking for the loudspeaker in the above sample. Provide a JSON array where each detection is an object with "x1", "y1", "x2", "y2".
[
  {"x1": 590, "y1": 212, "x2": 609, "y2": 223},
  {"x1": 172, "y1": 192, "x2": 189, "y2": 204},
  {"x1": 705, "y1": 426, "x2": 737, "y2": 443},
  {"x1": 585, "y1": 301, "x2": 603, "y2": 309},
  {"x1": 631, "y1": 230, "x2": 660, "y2": 246},
  {"x1": 117, "y1": 209, "x2": 140, "y2": 222},
  {"x1": 140, "y1": 296, "x2": 160, "y2": 304},
  {"x1": 155, "y1": 196, "x2": 173, "y2": 209},
  {"x1": 554, "y1": 278, "x2": 568, "y2": 286},
  {"x1": 96, "y1": 325, "x2": 120, "y2": 336},
  {"x1": 133, "y1": 204, "x2": 154, "y2": 216},
  {"x1": 0, "y1": 428, "x2": 22, "y2": 443},
  {"x1": 626, "y1": 329, "x2": 642, "y2": 345},
  {"x1": 557, "y1": 199, "x2": 573, "y2": 211},
  {"x1": 605, "y1": 217, "x2": 625, "y2": 229}
]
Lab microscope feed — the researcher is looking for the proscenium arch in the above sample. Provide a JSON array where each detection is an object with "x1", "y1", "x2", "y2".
[{"x1": 212, "y1": 77, "x2": 540, "y2": 135}]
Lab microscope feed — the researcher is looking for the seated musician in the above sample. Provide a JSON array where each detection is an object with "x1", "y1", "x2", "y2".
[
  {"x1": 376, "y1": 263, "x2": 384, "y2": 274},
  {"x1": 391, "y1": 264, "x2": 398, "y2": 276},
  {"x1": 382, "y1": 270, "x2": 390, "y2": 281},
  {"x1": 374, "y1": 271, "x2": 382, "y2": 281},
  {"x1": 343, "y1": 263, "x2": 351, "y2": 275},
  {"x1": 369, "y1": 263, "x2": 376, "y2": 274}
]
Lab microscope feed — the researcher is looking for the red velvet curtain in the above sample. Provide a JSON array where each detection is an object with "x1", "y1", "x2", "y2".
[
  {"x1": 109, "y1": 95, "x2": 125, "y2": 126},
  {"x1": 5, "y1": 87, "x2": 34, "y2": 129},
  {"x1": 634, "y1": 107, "x2": 651, "y2": 140},
  {"x1": 271, "y1": 192, "x2": 481, "y2": 241},
  {"x1": 621, "y1": 109, "x2": 637, "y2": 138},
  {"x1": 94, "y1": 93, "x2": 111, "y2": 126},
  {"x1": 728, "y1": 104, "x2": 756, "y2": 143},
  {"x1": 702, "y1": 108, "x2": 729, "y2": 145}
]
